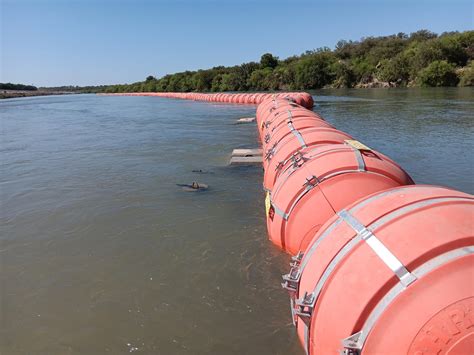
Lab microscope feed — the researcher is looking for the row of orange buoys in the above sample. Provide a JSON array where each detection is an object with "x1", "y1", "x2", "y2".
[
  {"x1": 256, "y1": 96, "x2": 473, "y2": 354},
  {"x1": 103, "y1": 90, "x2": 473, "y2": 354},
  {"x1": 102, "y1": 92, "x2": 315, "y2": 109}
]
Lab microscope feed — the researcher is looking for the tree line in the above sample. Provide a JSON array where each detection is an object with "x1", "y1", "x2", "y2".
[
  {"x1": 0, "y1": 83, "x2": 38, "y2": 91},
  {"x1": 102, "y1": 30, "x2": 473, "y2": 93},
  {"x1": 8, "y1": 30, "x2": 473, "y2": 94}
]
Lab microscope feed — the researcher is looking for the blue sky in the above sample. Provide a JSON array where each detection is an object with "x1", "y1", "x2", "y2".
[{"x1": 1, "y1": 0, "x2": 473, "y2": 87}]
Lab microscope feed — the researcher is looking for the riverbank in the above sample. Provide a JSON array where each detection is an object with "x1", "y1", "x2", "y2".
[{"x1": 0, "y1": 90, "x2": 74, "y2": 99}]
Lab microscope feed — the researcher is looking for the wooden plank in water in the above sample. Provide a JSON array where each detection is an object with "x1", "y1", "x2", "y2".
[
  {"x1": 229, "y1": 156, "x2": 262, "y2": 166},
  {"x1": 236, "y1": 117, "x2": 256, "y2": 123},
  {"x1": 232, "y1": 148, "x2": 263, "y2": 157}
]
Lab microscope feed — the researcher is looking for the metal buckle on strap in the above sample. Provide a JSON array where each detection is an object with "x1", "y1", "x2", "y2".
[
  {"x1": 265, "y1": 144, "x2": 277, "y2": 161},
  {"x1": 304, "y1": 175, "x2": 320, "y2": 188},
  {"x1": 294, "y1": 292, "x2": 315, "y2": 325},
  {"x1": 264, "y1": 133, "x2": 271, "y2": 144},
  {"x1": 290, "y1": 151, "x2": 305, "y2": 168},
  {"x1": 281, "y1": 251, "x2": 304, "y2": 293},
  {"x1": 291, "y1": 250, "x2": 304, "y2": 267},
  {"x1": 282, "y1": 267, "x2": 301, "y2": 293},
  {"x1": 341, "y1": 332, "x2": 362, "y2": 355}
]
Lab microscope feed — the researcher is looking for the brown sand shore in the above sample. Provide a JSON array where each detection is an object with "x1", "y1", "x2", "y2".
[{"x1": 0, "y1": 90, "x2": 74, "y2": 99}]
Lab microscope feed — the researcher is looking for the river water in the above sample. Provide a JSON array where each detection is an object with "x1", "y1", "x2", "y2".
[{"x1": 1, "y1": 88, "x2": 473, "y2": 355}]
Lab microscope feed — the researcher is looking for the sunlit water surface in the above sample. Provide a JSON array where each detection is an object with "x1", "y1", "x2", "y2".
[{"x1": 1, "y1": 88, "x2": 473, "y2": 354}]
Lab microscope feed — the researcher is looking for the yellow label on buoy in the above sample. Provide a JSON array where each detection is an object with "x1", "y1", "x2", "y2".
[
  {"x1": 265, "y1": 192, "x2": 271, "y2": 216},
  {"x1": 345, "y1": 140, "x2": 371, "y2": 151}
]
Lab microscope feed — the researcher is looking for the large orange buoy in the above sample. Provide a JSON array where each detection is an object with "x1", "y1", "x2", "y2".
[
  {"x1": 267, "y1": 143, "x2": 414, "y2": 254},
  {"x1": 260, "y1": 109, "x2": 324, "y2": 142},
  {"x1": 261, "y1": 112, "x2": 330, "y2": 151},
  {"x1": 281, "y1": 185, "x2": 473, "y2": 355},
  {"x1": 257, "y1": 100, "x2": 323, "y2": 143},
  {"x1": 262, "y1": 128, "x2": 354, "y2": 191}
]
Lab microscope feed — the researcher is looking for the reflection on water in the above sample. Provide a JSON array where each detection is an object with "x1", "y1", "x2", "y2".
[{"x1": 1, "y1": 88, "x2": 473, "y2": 354}]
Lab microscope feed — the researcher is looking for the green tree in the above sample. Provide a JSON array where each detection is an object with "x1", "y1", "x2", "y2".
[
  {"x1": 351, "y1": 57, "x2": 375, "y2": 83},
  {"x1": 408, "y1": 40, "x2": 444, "y2": 76},
  {"x1": 332, "y1": 61, "x2": 356, "y2": 87},
  {"x1": 376, "y1": 54, "x2": 410, "y2": 83},
  {"x1": 247, "y1": 68, "x2": 274, "y2": 90},
  {"x1": 210, "y1": 74, "x2": 223, "y2": 92},
  {"x1": 294, "y1": 52, "x2": 336, "y2": 89},
  {"x1": 193, "y1": 70, "x2": 214, "y2": 91},
  {"x1": 418, "y1": 60, "x2": 459, "y2": 86},
  {"x1": 409, "y1": 30, "x2": 437, "y2": 42},
  {"x1": 459, "y1": 61, "x2": 474, "y2": 86},
  {"x1": 220, "y1": 73, "x2": 241, "y2": 91},
  {"x1": 260, "y1": 53, "x2": 279, "y2": 69}
]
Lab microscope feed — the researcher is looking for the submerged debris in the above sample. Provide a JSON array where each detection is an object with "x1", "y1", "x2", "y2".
[{"x1": 177, "y1": 182, "x2": 209, "y2": 192}]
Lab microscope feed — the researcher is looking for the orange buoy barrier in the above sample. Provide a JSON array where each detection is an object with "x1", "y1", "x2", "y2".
[
  {"x1": 262, "y1": 114, "x2": 333, "y2": 154},
  {"x1": 102, "y1": 92, "x2": 315, "y2": 109},
  {"x1": 266, "y1": 143, "x2": 414, "y2": 254},
  {"x1": 262, "y1": 127, "x2": 354, "y2": 192},
  {"x1": 281, "y1": 185, "x2": 473, "y2": 354},
  {"x1": 103, "y1": 89, "x2": 473, "y2": 355},
  {"x1": 258, "y1": 105, "x2": 325, "y2": 143}
]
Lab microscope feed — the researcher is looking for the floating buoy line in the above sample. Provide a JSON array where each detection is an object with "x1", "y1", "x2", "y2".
[{"x1": 103, "y1": 91, "x2": 474, "y2": 355}]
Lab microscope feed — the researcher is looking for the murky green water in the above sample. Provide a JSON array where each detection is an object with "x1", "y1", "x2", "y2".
[{"x1": 1, "y1": 88, "x2": 473, "y2": 355}]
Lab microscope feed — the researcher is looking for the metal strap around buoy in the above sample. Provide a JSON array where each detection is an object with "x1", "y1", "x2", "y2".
[
  {"x1": 272, "y1": 202, "x2": 289, "y2": 220},
  {"x1": 293, "y1": 196, "x2": 472, "y2": 354},
  {"x1": 342, "y1": 140, "x2": 367, "y2": 171},
  {"x1": 264, "y1": 143, "x2": 277, "y2": 161},
  {"x1": 277, "y1": 144, "x2": 351, "y2": 182},
  {"x1": 282, "y1": 218, "x2": 343, "y2": 293},
  {"x1": 272, "y1": 161, "x2": 303, "y2": 196},
  {"x1": 341, "y1": 246, "x2": 474, "y2": 354},
  {"x1": 272, "y1": 167, "x2": 383, "y2": 221},
  {"x1": 344, "y1": 140, "x2": 369, "y2": 171},
  {"x1": 279, "y1": 151, "x2": 306, "y2": 172},
  {"x1": 290, "y1": 187, "x2": 435, "y2": 284},
  {"x1": 271, "y1": 175, "x2": 320, "y2": 221},
  {"x1": 299, "y1": 218, "x2": 343, "y2": 272},
  {"x1": 338, "y1": 210, "x2": 417, "y2": 287},
  {"x1": 353, "y1": 148, "x2": 366, "y2": 171},
  {"x1": 304, "y1": 145, "x2": 349, "y2": 162},
  {"x1": 287, "y1": 110, "x2": 307, "y2": 148}
]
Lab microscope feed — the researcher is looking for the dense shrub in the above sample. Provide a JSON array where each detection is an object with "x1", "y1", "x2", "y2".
[
  {"x1": 294, "y1": 52, "x2": 336, "y2": 89},
  {"x1": 458, "y1": 62, "x2": 474, "y2": 86},
  {"x1": 376, "y1": 55, "x2": 410, "y2": 83},
  {"x1": 418, "y1": 60, "x2": 459, "y2": 87}
]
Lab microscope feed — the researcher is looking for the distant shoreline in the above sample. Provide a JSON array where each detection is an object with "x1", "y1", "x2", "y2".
[{"x1": 0, "y1": 90, "x2": 75, "y2": 100}]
